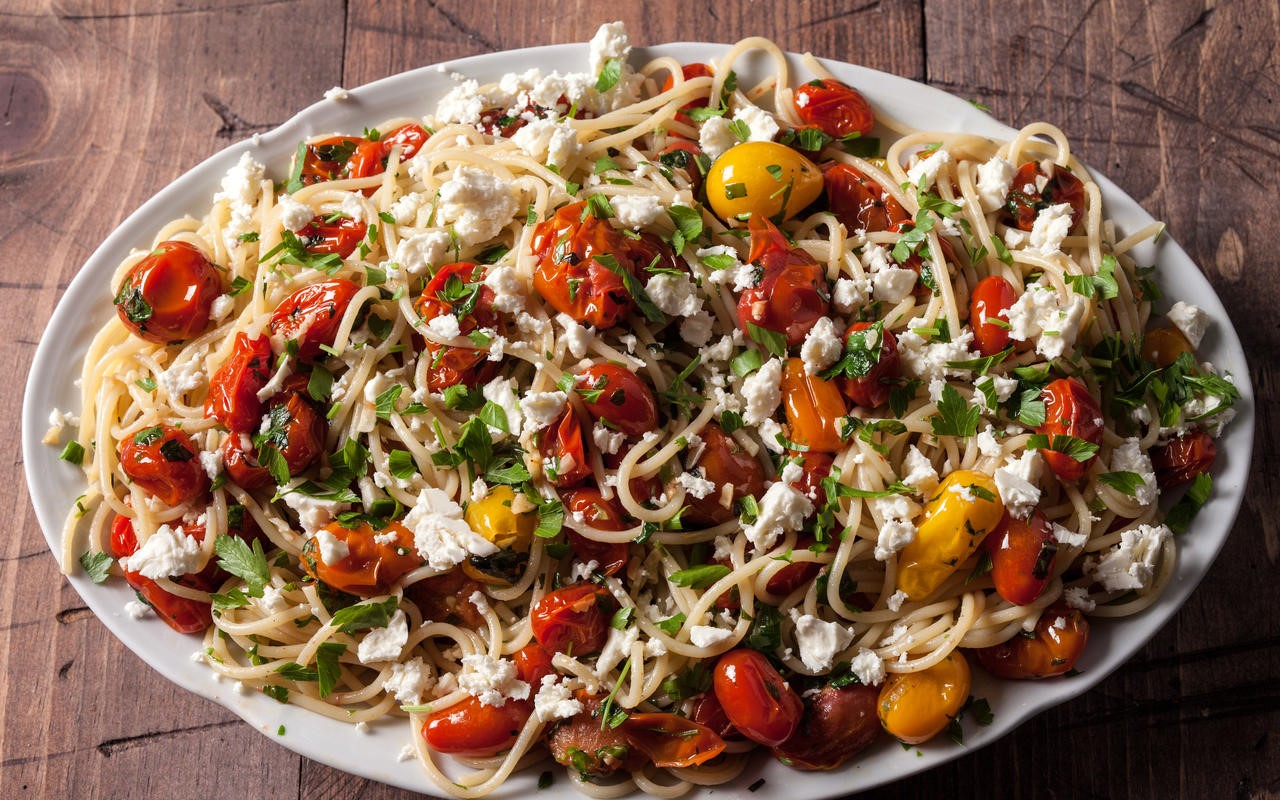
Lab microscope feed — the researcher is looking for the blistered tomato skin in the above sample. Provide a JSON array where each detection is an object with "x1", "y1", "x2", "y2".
[
  {"x1": 661, "y1": 62, "x2": 715, "y2": 126},
  {"x1": 773, "y1": 683, "x2": 881, "y2": 770},
  {"x1": 781, "y1": 357, "x2": 847, "y2": 452},
  {"x1": 205, "y1": 333, "x2": 273, "y2": 433},
  {"x1": 119, "y1": 424, "x2": 209, "y2": 506},
  {"x1": 422, "y1": 696, "x2": 533, "y2": 757},
  {"x1": 985, "y1": 510, "x2": 1058, "y2": 606},
  {"x1": 1036, "y1": 377, "x2": 1104, "y2": 482},
  {"x1": 530, "y1": 583, "x2": 614, "y2": 656},
  {"x1": 113, "y1": 241, "x2": 222, "y2": 344},
  {"x1": 531, "y1": 201, "x2": 638, "y2": 329},
  {"x1": 538, "y1": 408, "x2": 592, "y2": 488},
  {"x1": 706, "y1": 142, "x2": 823, "y2": 224},
  {"x1": 970, "y1": 275, "x2": 1018, "y2": 356},
  {"x1": 684, "y1": 424, "x2": 767, "y2": 525},
  {"x1": 574, "y1": 363, "x2": 659, "y2": 437},
  {"x1": 737, "y1": 215, "x2": 830, "y2": 347},
  {"x1": 897, "y1": 470, "x2": 1004, "y2": 600},
  {"x1": 793, "y1": 78, "x2": 875, "y2": 139},
  {"x1": 837, "y1": 321, "x2": 901, "y2": 409},
  {"x1": 877, "y1": 651, "x2": 971, "y2": 744},
  {"x1": 296, "y1": 215, "x2": 367, "y2": 258},
  {"x1": 109, "y1": 514, "x2": 212, "y2": 634},
  {"x1": 974, "y1": 602, "x2": 1089, "y2": 679},
  {"x1": 268, "y1": 279, "x2": 361, "y2": 360},
  {"x1": 823, "y1": 163, "x2": 908, "y2": 234},
  {"x1": 562, "y1": 488, "x2": 630, "y2": 575},
  {"x1": 1004, "y1": 161, "x2": 1087, "y2": 231},
  {"x1": 713, "y1": 649, "x2": 804, "y2": 747},
  {"x1": 303, "y1": 521, "x2": 420, "y2": 596},
  {"x1": 1151, "y1": 430, "x2": 1217, "y2": 487}
]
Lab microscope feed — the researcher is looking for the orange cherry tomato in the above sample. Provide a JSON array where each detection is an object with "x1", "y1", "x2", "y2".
[
  {"x1": 1036, "y1": 377, "x2": 1103, "y2": 482},
  {"x1": 538, "y1": 408, "x2": 592, "y2": 488},
  {"x1": 268, "y1": 279, "x2": 361, "y2": 360},
  {"x1": 782, "y1": 357, "x2": 847, "y2": 452},
  {"x1": 1141, "y1": 325, "x2": 1194, "y2": 368},
  {"x1": 405, "y1": 570, "x2": 486, "y2": 629},
  {"x1": 119, "y1": 424, "x2": 208, "y2": 506},
  {"x1": 302, "y1": 520, "x2": 420, "y2": 596},
  {"x1": 974, "y1": 602, "x2": 1089, "y2": 679},
  {"x1": 531, "y1": 201, "x2": 638, "y2": 329},
  {"x1": 422, "y1": 696, "x2": 533, "y2": 757},
  {"x1": 530, "y1": 583, "x2": 614, "y2": 656},
  {"x1": 113, "y1": 241, "x2": 222, "y2": 345},
  {"x1": 574, "y1": 363, "x2": 659, "y2": 437},
  {"x1": 618, "y1": 713, "x2": 726, "y2": 768},
  {"x1": 1003, "y1": 161, "x2": 1086, "y2": 232},
  {"x1": 877, "y1": 650, "x2": 970, "y2": 743},
  {"x1": 985, "y1": 510, "x2": 1058, "y2": 606},
  {"x1": 970, "y1": 275, "x2": 1018, "y2": 357},
  {"x1": 661, "y1": 62, "x2": 715, "y2": 126},
  {"x1": 737, "y1": 215, "x2": 830, "y2": 347},
  {"x1": 793, "y1": 78, "x2": 875, "y2": 139},
  {"x1": 836, "y1": 321, "x2": 901, "y2": 409},
  {"x1": 656, "y1": 139, "x2": 707, "y2": 196},
  {"x1": 547, "y1": 694, "x2": 643, "y2": 776},
  {"x1": 563, "y1": 488, "x2": 631, "y2": 576},
  {"x1": 296, "y1": 136, "x2": 365, "y2": 187},
  {"x1": 684, "y1": 424, "x2": 766, "y2": 525},
  {"x1": 109, "y1": 514, "x2": 212, "y2": 634},
  {"x1": 205, "y1": 333, "x2": 273, "y2": 433},
  {"x1": 1151, "y1": 430, "x2": 1216, "y2": 487},
  {"x1": 772, "y1": 683, "x2": 880, "y2": 770},
  {"x1": 296, "y1": 215, "x2": 367, "y2": 258},
  {"x1": 822, "y1": 163, "x2": 908, "y2": 235},
  {"x1": 513, "y1": 642, "x2": 557, "y2": 688},
  {"x1": 713, "y1": 649, "x2": 803, "y2": 747}
]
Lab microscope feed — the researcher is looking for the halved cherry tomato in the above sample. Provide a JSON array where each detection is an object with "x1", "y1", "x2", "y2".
[
  {"x1": 656, "y1": 139, "x2": 707, "y2": 196},
  {"x1": 513, "y1": 642, "x2": 557, "y2": 688},
  {"x1": 343, "y1": 124, "x2": 432, "y2": 191},
  {"x1": 837, "y1": 321, "x2": 901, "y2": 409},
  {"x1": 574, "y1": 363, "x2": 659, "y2": 437},
  {"x1": 877, "y1": 651, "x2": 970, "y2": 744},
  {"x1": 737, "y1": 215, "x2": 830, "y2": 347},
  {"x1": 713, "y1": 649, "x2": 803, "y2": 747},
  {"x1": 973, "y1": 602, "x2": 1089, "y2": 679},
  {"x1": 268, "y1": 279, "x2": 361, "y2": 360},
  {"x1": 119, "y1": 424, "x2": 208, "y2": 506},
  {"x1": 970, "y1": 275, "x2": 1018, "y2": 357},
  {"x1": 109, "y1": 514, "x2": 212, "y2": 634},
  {"x1": 531, "y1": 201, "x2": 638, "y2": 329},
  {"x1": 405, "y1": 570, "x2": 486, "y2": 629},
  {"x1": 684, "y1": 424, "x2": 766, "y2": 525},
  {"x1": 547, "y1": 694, "x2": 643, "y2": 775},
  {"x1": 296, "y1": 136, "x2": 365, "y2": 187},
  {"x1": 985, "y1": 510, "x2": 1058, "y2": 606},
  {"x1": 1141, "y1": 325, "x2": 1194, "y2": 368},
  {"x1": 793, "y1": 78, "x2": 875, "y2": 139},
  {"x1": 414, "y1": 262, "x2": 503, "y2": 391},
  {"x1": 689, "y1": 691, "x2": 742, "y2": 740},
  {"x1": 618, "y1": 713, "x2": 726, "y2": 767},
  {"x1": 530, "y1": 583, "x2": 614, "y2": 655},
  {"x1": 301, "y1": 520, "x2": 419, "y2": 596},
  {"x1": 772, "y1": 683, "x2": 880, "y2": 770},
  {"x1": 782, "y1": 357, "x2": 846, "y2": 452},
  {"x1": 422, "y1": 696, "x2": 532, "y2": 757},
  {"x1": 1151, "y1": 431, "x2": 1216, "y2": 487},
  {"x1": 205, "y1": 333, "x2": 273, "y2": 433},
  {"x1": 113, "y1": 241, "x2": 222, "y2": 345},
  {"x1": 539, "y1": 408, "x2": 592, "y2": 488},
  {"x1": 822, "y1": 163, "x2": 907, "y2": 235},
  {"x1": 563, "y1": 489, "x2": 630, "y2": 576},
  {"x1": 661, "y1": 62, "x2": 715, "y2": 126},
  {"x1": 1036, "y1": 377, "x2": 1103, "y2": 482},
  {"x1": 297, "y1": 215, "x2": 367, "y2": 258},
  {"x1": 1003, "y1": 161, "x2": 1086, "y2": 232}
]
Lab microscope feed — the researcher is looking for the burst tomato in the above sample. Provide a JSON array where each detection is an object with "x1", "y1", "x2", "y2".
[
  {"x1": 684, "y1": 424, "x2": 766, "y2": 525},
  {"x1": 618, "y1": 713, "x2": 726, "y2": 767},
  {"x1": 822, "y1": 163, "x2": 908, "y2": 235},
  {"x1": 268, "y1": 279, "x2": 361, "y2": 360},
  {"x1": 547, "y1": 694, "x2": 643, "y2": 775},
  {"x1": 220, "y1": 434, "x2": 272, "y2": 490},
  {"x1": 530, "y1": 583, "x2": 614, "y2": 656},
  {"x1": 793, "y1": 78, "x2": 875, "y2": 139},
  {"x1": 302, "y1": 520, "x2": 420, "y2": 596},
  {"x1": 531, "y1": 201, "x2": 638, "y2": 329},
  {"x1": 113, "y1": 241, "x2": 222, "y2": 345},
  {"x1": 405, "y1": 570, "x2": 486, "y2": 629},
  {"x1": 256, "y1": 391, "x2": 327, "y2": 476},
  {"x1": 1003, "y1": 161, "x2": 1086, "y2": 232},
  {"x1": 1151, "y1": 430, "x2": 1217, "y2": 487},
  {"x1": 713, "y1": 649, "x2": 803, "y2": 747},
  {"x1": 836, "y1": 321, "x2": 901, "y2": 409},
  {"x1": 689, "y1": 691, "x2": 742, "y2": 739},
  {"x1": 296, "y1": 215, "x2": 367, "y2": 258},
  {"x1": 737, "y1": 215, "x2": 830, "y2": 347},
  {"x1": 656, "y1": 139, "x2": 707, "y2": 196},
  {"x1": 974, "y1": 602, "x2": 1089, "y2": 679},
  {"x1": 296, "y1": 136, "x2": 365, "y2": 187},
  {"x1": 662, "y1": 62, "x2": 715, "y2": 126},
  {"x1": 970, "y1": 275, "x2": 1017, "y2": 356},
  {"x1": 414, "y1": 262, "x2": 503, "y2": 391},
  {"x1": 513, "y1": 642, "x2": 557, "y2": 688},
  {"x1": 119, "y1": 424, "x2": 208, "y2": 506},
  {"x1": 574, "y1": 363, "x2": 659, "y2": 437},
  {"x1": 539, "y1": 408, "x2": 592, "y2": 488},
  {"x1": 985, "y1": 510, "x2": 1058, "y2": 605},
  {"x1": 782, "y1": 357, "x2": 847, "y2": 452},
  {"x1": 1036, "y1": 377, "x2": 1103, "y2": 482},
  {"x1": 772, "y1": 683, "x2": 880, "y2": 770},
  {"x1": 205, "y1": 333, "x2": 272, "y2": 433},
  {"x1": 109, "y1": 514, "x2": 212, "y2": 634},
  {"x1": 422, "y1": 696, "x2": 532, "y2": 757},
  {"x1": 563, "y1": 488, "x2": 630, "y2": 576}
]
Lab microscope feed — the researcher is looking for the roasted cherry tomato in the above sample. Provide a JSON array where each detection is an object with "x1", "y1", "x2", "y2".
[
  {"x1": 792, "y1": 451, "x2": 835, "y2": 508},
  {"x1": 782, "y1": 357, "x2": 847, "y2": 452},
  {"x1": 766, "y1": 541, "x2": 823, "y2": 597},
  {"x1": 737, "y1": 214, "x2": 830, "y2": 346},
  {"x1": 547, "y1": 694, "x2": 643, "y2": 776},
  {"x1": 205, "y1": 333, "x2": 273, "y2": 433},
  {"x1": 539, "y1": 408, "x2": 592, "y2": 488},
  {"x1": 793, "y1": 78, "x2": 875, "y2": 139},
  {"x1": 878, "y1": 651, "x2": 971, "y2": 744},
  {"x1": 259, "y1": 391, "x2": 327, "y2": 476},
  {"x1": 296, "y1": 136, "x2": 365, "y2": 186},
  {"x1": 685, "y1": 424, "x2": 767, "y2": 525},
  {"x1": 109, "y1": 514, "x2": 214, "y2": 633},
  {"x1": 531, "y1": 201, "x2": 638, "y2": 329},
  {"x1": 661, "y1": 62, "x2": 715, "y2": 126},
  {"x1": 974, "y1": 602, "x2": 1089, "y2": 679},
  {"x1": 897, "y1": 470, "x2": 1004, "y2": 600},
  {"x1": 422, "y1": 696, "x2": 532, "y2": 757},
  {"x1": 836, "y1": 321, "x2": 901, "y2": 409},
  {"x1": 822, "y1": 163, "x2": 907, "y2": 235},
  {"x1": 414, "y1": 262, "x2": 507, "y2": 392},
  {"x1": 302, "y1": 520, "x2": 419, "y2": 596},
  {"x1": 381, "y1": 123, "x2": 430, "y2": 160},
  {"x1": 656, "y1": 139, "x2": 707, "y2": 196},
  {"x1": 619, "y1": 713, "x2": 726, "y2": 767},
  {"x1": 574, "y1": 363, "x2": 659, "y2": 437},
  {"x1": 530, "y1": 583, "x2": 614, "y2": 655},
  {"x1": 707, "y1": 142, "x2": 823, "y2": 224},
  {"x1": 773, "y1": 683, "x2": 880, "y2": 770},
  {"x1": 268, "y1": 279, "x2": 361, "y2": 360},
  {"x1": 296, "y1": 215, "x2": 368, "y2": 258},
  {"x1": 1036, "y1": 377, "x2": 1104, "y2": 482},
  {"x1": 113, "y1": 241, "x2": 222, "y2": 345},
  {"x1": 970, "y1": 275, "x2": 1018, "y2": 357},
  {"x1": 513, "y1": 642, "x2": 557, "y2": 688},
  {"x1": 343, "y1": 124, "x2": 432, "y2": 190},
  {"x1": 563, "y1": 488, "x2": 630, "y2": 576},
  {"x1": 713, "y1": 649, "x2": 803, "y2": 747},
  {"x1": 1003, "y1": 161, "x2": 1086, "y2": 232},
  {"x1": 462, "y1": 485, "x2": 536, "y2": 586},
  {"x1": 220, "y1": 434, "x2": 272, "y2": 490},
  {"x1": 1151, "y1": 430, "x2": 1216, "y2": 487},
  {"x1": 119, "y1": 424, "x2": 208, "y2": 506},
  {"x1": 1141, "y1": 325, "x2": 1194, "y2": 368},
  {"x1": 689, "y1": 691, "x2": 742, "y2": 740},
  {"x1": 405, "y1": 570, "x2": 486, "y2": 629},
  {"x1": 985, "y1": 510, "x2": 1058, "y2": 606}
]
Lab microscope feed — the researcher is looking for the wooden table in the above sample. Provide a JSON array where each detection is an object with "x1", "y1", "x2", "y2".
[{"x1": 3, "y1": 1, "x2": 1277, "y2": 797}]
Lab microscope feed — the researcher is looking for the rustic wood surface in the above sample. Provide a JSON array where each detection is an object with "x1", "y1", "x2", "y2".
[{"x1": 2, "y1": 0, "x2": 1277, "y2": 797}]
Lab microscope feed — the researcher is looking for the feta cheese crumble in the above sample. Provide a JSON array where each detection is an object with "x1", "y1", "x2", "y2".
[
  {"x1": 994, "y1": 450, "x2": 1042, "y2": 519},
  {"x1": 792, "y1": 613, "x2": 853, "y2": 672},
  {"x1": 357, "y1": 609, "x2": 409, "y2": 664},
  {"x1": 800, "y1": 316, "x2": 843, "y2": 375},
  {"x1": 458, "y1": 654, "x2": 531, "y2": 707},
  {"x1": 1167, "y1": 301, "x2": 1210, "y2": 348},
  {"x1": 1086, "y1": 523, "x2": 1170, "y2": 592},
  {"x1": 741, "y1": 358, "x2": 783, "y2": 426},
  {"x1": 121, "y1": 525, "x2": 202, "y2": 579},
  {"x1": 404, "y1": 487, "x2": 499, "y2": 570},
  {"x1": 1003, "y1": 283, "x2": 1090, "y2": 361}
]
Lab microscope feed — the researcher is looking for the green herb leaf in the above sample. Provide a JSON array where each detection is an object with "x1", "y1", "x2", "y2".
[
  {"x1": 821, "y1": 321, "x2": 884, "y2": 380},
  {"x1": 1165, "y1": 471, "x2": 1211, "y2": 533},
  {"x1": 59, "y1": 440, "x2": 85, "y2": 464},
  {"x1": 307, "y1": 366, "x2": 333, "y2": 403},
  {"x1": 79, "y1": 551, "x2": 113, "y2": 583},
  {"x1": 316, "y1": 641, "x2": 346, "y2": 697},
  {"x1": 657, "y1": 613, "x2": 686, "y2": 636},
  {"x1": 329, "y1": 597, "x2": 399, "y2": 634},
  {"x1": 745, "y1": 604, "x2": 781, "y2": 652},
  {"x1": 668, "y1": 564, "x2": 730, "y2": 589},
  {"x1": 214, "y1": 535, "x2": 270, "y2": 596},
  {"x1": 1027, "y1": 433, "x2": 1099, "y2": 463},
  {"x1": 388, "y1": 449, "x2": 418, "y2": 480},
  {"x1": 595, "y1": 57, "x2": 623, "y2": 92},
  {"x1": 593, "y1": 254, "x2": 665, "y2": 323},
  {"x1": 746, "y1": 323, "x2": 787, "y2": 358},
  {"x1": 610, "y1": 606, "x2": 636, "y2": 630},
  {"x1": 930, "y1": 384, "x2": 981, "y2": 437},
  {"x1": 478, "y1": 400, "x2": 510, "y2": 433},
  {"x1": 1098, "y1": 471, "x2": 1145, "y2": 496}
]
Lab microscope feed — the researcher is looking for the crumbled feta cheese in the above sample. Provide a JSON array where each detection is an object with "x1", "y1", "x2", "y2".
[
  {"x1": 481, "y1": 377, "x2": 524, "y2": 439},
  {"x1": 994, "y1": 450, "x2": 1042, "y2": 519},
  {"x1": 389, "y1": 192, "x2": 424, "y2": 225},
  {"x1": 1087, "y1": 523, "x2": 1170, "y2": 591},
  {"x1": 732, "y1": 103, "x2": 780, "y2": 142},
  {"x1": 699, "y1": 116, "x2": 739, "y2": 160},
  {"x1": 214, "y1": 152, "x2": 265, "y2": 251},
  {"x1": 611, "y1": 194, "x2": 665, "y2": 229},
  {"x1": 483, "y1": 265, "x2": 525, "y2": 313},
  {"x1": 677, "y1": 471, "x2": 716, "y2": 500},
  {"x1": 792, "y1": 613, "x2": 853, "y2": 672},
  {"x1": 277, "y1": 194, "x2": 314, "y2": 231},
  {"x1": 848, "y1": 647, "x2": 886, "y2": 686},
  {"x1": 1110, "y1": 437, "x2": 1159, "y2": 506},
  {"x1": 357, "y1": 609, "x2": 409, "y2": 664},
  {"x1": 895, "y1": 328, "x2": 978, "y2": 382},
  {"x1": 424, "y1": 314, "x2": 461, "y2": 341},
  {"x1": 458, "y1": 654, "x2": 530, "y2": 707},
  {"x1": 644, "y1": 638, "x2": 668, "y2": 658},
  {"x1": 757, "y1": 418, "x2": 785, "y2": 453},
  {"x1": 534, "y1": 675, "x2": 583, "y2": 722},
  {"x1": 324, "y1": 86, "x2": 350, "y2": 101},
  {"x1": 1063, "y1": 586, "x2": 1096, "y2": 612},
  {"x1": 596, "y1": 624, "x2": 639, "y2": 676},
  {"x1": 689, "y1": 625, "x2": 735, "y2": 649},
  {"x1": 1052, "y1": 522, "x2": 1088, "y2": 548},
  {"x1": 437, "y1": 167, "x2": 518, "y2": 245},
  {"x1": 742, "y1": 358, "x2": 783, "y2": 426},
  {"x1": 397, "y1": 744, "x2": 417, "y2": 762},
  {"x1": 158, "y1": 359, "x2": 205, "y2": 398},
  {"x1": 1003, "y1": 284, "x2": 1090, "y2": 361},
  {"x1": 646, "y1": 272, "x2": 702, "y2": 317},
  {"x1": 975, "y1": 156, "x2": 1016, "y2": 212},
  {"x1": 1029, "y1": 202, "x2": 1074, "y2": 256},
  {"x1": 800, "y1": 317, "x2": 843, "y2": 375},
  {"x1": 991, "y1": 374, "x2": 1019, "y2": 403},
  {"x1": 314, "y1": 527, "x2": 351, "y2": 565},
  {"x1": 592, "y1": 422, "x2": 625, "y2": 455},
  {"x1": 384, "y1": 657, "x2": 435, "y2": 705},
  {"x1": 405, "y1": 487, "x2": 499, "y2": 570},
  {"x1": 907, "y1": 148, "x2": 950, "y2": 190},
  {"x1": 434, "y1": 79, "x2": 508, "y2": 126},
  {"x1": 284, "y1": 488, "x2": 350, "y2": 535},
  {"x1": 125, "y1": 599, "x2": 151, "y2": 619},
  {"x1": 198, "y1": 448, "x2": 223, "y2": 482},
  {"x1": 872, "y1": 497, "x2": 918, "y2": 562},
  {"x1": 588, "y1": 21, "x2": 631, "y2": 75},
  {"x1": 557, "y1": 313, "x2": 592, "y2": 358},
  {"x1": 886, "y1": 590, "x2": 909, "y2": 612},
  {"x1": 516, "y1": 312, "x2": 549, "y2": 335},
  {"x1": 743, "y1": 481, "x2": 813, "y2": 551},
  {"x1": 520, "y1": 391, "x2": 567, "y2": 431},
  {"x1": 395, "y1": 231, "x2": 452, "y2": 276},
  {"x1": 121, "y1": 525, "x2": 202, "y2": 579},
  {"x1": 511, "y1": 118, "x2": 581, "y2": 168},
  {"x1": 861, "y1": 243, "x2": 917, "y2": 303},
  {"x1": 680, "y1": 311, "x2": 716, "y2": 347},
  {"x1": 257, "y1": 584, "x2": 288, "y2": 613},
  {"x1": 1167, "y1": 301, "x2": 1209, "y2": 348},
  {"x1": 975, "y1": 426, "x2": 1003, "y2": 458},
  {"x1": 832, "y1": 276, "x2": 872, "y2": 314},
  {"x1": 208, "y1": 293, "x2": 236, "y2": 322}
]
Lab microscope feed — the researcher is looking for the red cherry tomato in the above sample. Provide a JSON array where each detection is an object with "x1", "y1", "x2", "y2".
[
  {"x1": 713, "y1": 649, "x2": 803, "y2": 747},
  {"x1": 1036, "y1": 377, "x2": 1104, "y2": 482},
  {"x1": 618, "y1": 713, "x2": 726, "y2": 767},
  {"x1": 973, "y1": 602, "x2": 1089, "y2": 679},
  {"x1": 301, "y1": 520, "x2": 420, "y2": 596},
  {"x1": 258, "y1": 391, "x2": 328, "y2": 476},
  {"x1": 381, "y1": 123, "x2": 430, "y2": 160},
  {"x1": 422, "y1": 696, "x2": 532, "y2": 757},
  {"x1": 342, "y1": 124, "x2": 432, "y2": 192},
  {"x1": 574, "y1": 363, "x2": 659, "y2": 437},
  {"x1": 822, "y1": 163, "x2": 908, "y2": 235},
  {"x1": 684, "y1": 424, "x2": 766, "y2": 525},
  {"x1": 119, "y1": 424, "x2": 208, "y2": 506},
  {"x1": 414, "y1": 262, "x2": 503, "y2": 391},
  {"x1": 530, "y1": 583, "x2": 614, "y2": 656},
  {"x1": 296, "y1": 136, "x2": 365, "y2": 186},
  {"x1": 268, "y1": 279, "x2": 361, "y2": 360},
  {"x1": 221, "y1": 434, "x2": 272, "y2": 490},
  {"x1": 405, "y1": 570, "x2": 487, "y2": 630},
  {"x1": 793, "y1": 452, "x2": 835, "y2": 508},
  {"x1": 113, "y1": 241, "x2": 222, "y2": 345},
  {"x1": 1151, "y1": 431, "x2": 1217, "y2": 488},
  {"x1": 296, "y1": 215, "x2": 367, "y2": 258},
  {"x1": 531, "y1": 201, "x2": 638, "y2": 329},
  {"x1": 109, "y1": 514, "x2": 212, "y2": 634},
  {"x1": 689, "y1": 691, "x2": 742, "y2": 740},
  {"x1": 836, "y1": 321, "x2": 901, "y2": 409},
  {"x1": 205, "y1": 333, "x2": 273, "y2": 433},
  {"x1": 970, "y1": 275, "x2": 1018, "y2": 357},
  {"x1": 656, "y1": 139, "x2": 707, "y2": 196},
  {"x1": 793, "y1": 78, "x2": 875, "y2": 139},
  {"x1": 547, "y1": 694, "x2": 643, "y2": 776},
  {"x1": 985, "y1": 510, "x2": 1058, "y2": 606},
  {"x1": 738, "y1": 215, "x2": 830, "y2": 347},
  {"x1": 513, "y1": 642, "x2": 557, "y2": 688},
  {"x1": 772, "y1": 683, "x2": 880, "y2": 770},
  {"x1": 1003, "y1": 161, "x2": 1087, "y2": 232},
  {"x1": 562, "y1": 488, "x2": 631, "y2": 576},
  {"x1": 662, "y1": 62, "x2": 715, "y2": 126},
  {"x1": 538, "y1": 408, "x2": 592, "y2": 488}
]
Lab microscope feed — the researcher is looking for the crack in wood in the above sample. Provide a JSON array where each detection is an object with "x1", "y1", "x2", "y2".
[
  {"x1": 48, "y1": 0, "x2": 299, "y2": 22},
  {"x1": 1127, "y1": 634, "x2": 1280, "y2": 672},
  {"x1": 55, "y1": 605, "x2": 92, "y2": 624},
  {"x1": 97, "y1": 719, "x2": 241, "y2": 757},
  {"x1": 1169, "y1": 7, "x2": 1215, "y2": 47},
  {"x1": 201, "y1": 93, "x2": 279, "y2": 139},
  {"x1": 424, "y1": 0, "x2": 497, "y2": 51},
  {"x1": 1069, "y1": 681, "x2": 1280, "y2": 730},
  {"x1": 1118, "y1": 80, "x2": 1280, "y2": 163}
]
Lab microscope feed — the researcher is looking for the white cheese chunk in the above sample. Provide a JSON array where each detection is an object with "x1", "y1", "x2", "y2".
[
  {"x1": 1109, "y1": 437, "x2": 1159, "y2": 506},
  {"x1": 743, "y1": 481, "x2": 813, "y2": 551},
  {"x1": 314, "y1": 527, "x2": 351, "y2": 565},
  {"x1": 1087, "y1": 523, "x2": 1170, "y2": 592},
  {"x1": 357, "y1": 609, "x2": 409, "y2": 664},
  {"x1": 1166, "y1": 301, "x2": 1210, "y2": 348},
  {"x1": 1003, "y1": 283, "x2": 1090, "y2": 361},
  {"x1": 534, "y1": 675, "x2": 583, "y2": 722},
  {"x1": 121, "y1": 525, "x2": 202, "y2": 579},
  {"x1": 405, "y1": 487, "x2": 499, "y2": 570},
  {"x1": 800, "y1": 316, "x2": 843, "y2": 375},
  {"x1": 792, "y1": 613, "x2": 853, "y2": 672},
  {"x1": 741, "y1": 358, "x2": 783, "y2": 426},
  {"x1": 458, "y1": 654, "x2": 530, "y2": 707},
  {"x1": 384, "y1": 657, "x2": 436, "y2": 705},
  {"x1": 1029, "y1": 202, "x2": 1074, "y2": 256},
  {"x1": 689, "y1": 625, "x2": 735, "y2": 649},
  {"x1": 611, "y1": 194, "x2": 665, "y2": 229},
  {"x1": 976, "y1": 156, "x2": 1016, "y2": 212},
  {"x1": 994, "y1": 450, "x2": 1042, "y2": 520}
]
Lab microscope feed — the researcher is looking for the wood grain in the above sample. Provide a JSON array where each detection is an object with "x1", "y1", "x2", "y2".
[{"x1": 3, "y1": 0, "x2": 1278, "y2": 797}]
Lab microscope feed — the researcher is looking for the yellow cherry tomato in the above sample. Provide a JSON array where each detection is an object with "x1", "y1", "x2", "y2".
[
  {"x1": 896, "y1": 469, "x2": 1004, "y2": 600},
  {"x1": 706, "y1": 141, "x2": 823, "y2": 225},
  {"x1": 877, "y1": 651, "x2": 971, "y2": 744},
  {"x1": 464, "y1": 485, "x2": 536, "y2": 551},
  {"x1": 1141, "y1": 325, "x2": 1193, "y2": 368}
]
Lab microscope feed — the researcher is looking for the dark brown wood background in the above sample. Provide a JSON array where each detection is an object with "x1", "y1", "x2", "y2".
[{"x1": 3, "y1": 1, "x2": 1277, "y2": 797}]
